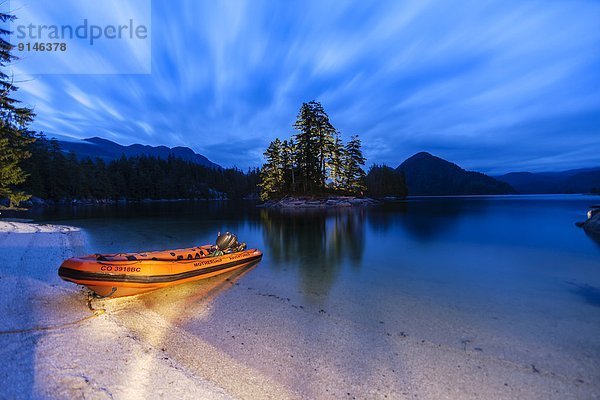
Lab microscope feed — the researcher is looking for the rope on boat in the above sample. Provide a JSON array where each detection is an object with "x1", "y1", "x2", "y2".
[{"x1": 0, "y1": 293, "x2": 105, "y2": 336}]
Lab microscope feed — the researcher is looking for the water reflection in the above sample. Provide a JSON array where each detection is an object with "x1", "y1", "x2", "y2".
[
  {"x1": 19, "y1": 201, "x2": 263, "y2": 254},
  {"x1": 584, "y1": 230, "x2": 600, "y2": 248},
  {"x1": 367, "y1": 199, "x2": 490, "y2": 241},
  {"x1": 260, "y1": 208, "x2": 366, "y2": 297},
  {"x1": 12, "y1": 200, "x2": 261, "y2": 224}
]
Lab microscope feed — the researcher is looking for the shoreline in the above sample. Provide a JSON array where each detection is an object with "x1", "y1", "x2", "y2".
[
  {"x1": 1, "y1": 197, "x2": 238, "y2": 209},
  {"x1": 2, "y1": 192, "x2": 597, "y2": 212},
  {"x1": 259, "y1": 196, "x2": 381, "y2": 208}
]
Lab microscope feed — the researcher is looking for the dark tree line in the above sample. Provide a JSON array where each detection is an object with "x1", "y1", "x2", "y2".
[
  {"x1": 20, "y1": 133, "x2": 260, "y2": 202},
  {"x1": 365, "y1": 164, "x2": 408, "y2": 198},
  {"x1": 259, "y1": 101, "x2": 367, "y2": 200}
]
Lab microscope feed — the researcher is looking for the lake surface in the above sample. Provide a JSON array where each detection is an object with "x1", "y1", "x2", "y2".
[{"x1": 17, "y1": 195, "x2": 600, "y2": 397}]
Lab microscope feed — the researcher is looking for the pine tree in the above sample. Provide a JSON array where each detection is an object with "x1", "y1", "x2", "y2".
[
  {"x1": 259, "y1": 101, "x2": 369, "y2": 199},
  {"x1": 328, "y1": 130, "x2": 346, "y2": 191},
  {"x1": 258, "y1": 138, "x2": 284, "y2": 200},
  {"x1": 309, "y1": 101, "x2": 336, "y2": 189},
  {"x1": 292, "y1": 101, "x2": 338, "y2": 193},
  {"x1": 293, "y1": 102, "x2": 320, "y2": 193},
  {"x1": 0, "y1": 11, "x2": 35, "y2": 207},
  {"x1": 343, "y1": 135, "x2": 366, "y2": 195},
  {"x1": 281, "y1": 139, "x2": 296, "y2": 193}
]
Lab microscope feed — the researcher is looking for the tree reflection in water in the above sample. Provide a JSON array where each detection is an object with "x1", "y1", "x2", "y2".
[
  {"x1": 260, "y1": 208, "x2": 366, "y2": 298},
  {"x1": 367, "y1": 199, "x2": 489, "y2": 242}
]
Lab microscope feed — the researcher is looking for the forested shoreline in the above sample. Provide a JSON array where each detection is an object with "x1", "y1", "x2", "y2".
[
  {"x1": 1, "y1": 125, "x2": 407, "y2": 208},
  {"x1": 13, "y1": 133, "x2": 260, "y2": 204},
  {"x1": 7, "y1": 130, "x2": 406, "y2": 207}
]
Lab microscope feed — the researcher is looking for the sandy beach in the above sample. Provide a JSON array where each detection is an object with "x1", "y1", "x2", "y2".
[
  {"x1": 1, "y1": 219, "x2": 598, "y2": 399},
  {"x1": 0, "y1": 221, "x2": 232, "y2": 400}
]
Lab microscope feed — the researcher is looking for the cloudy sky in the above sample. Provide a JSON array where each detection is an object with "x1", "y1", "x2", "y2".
[{"x1": 7, "y1": 0, "x2": 600, "y2": 173}]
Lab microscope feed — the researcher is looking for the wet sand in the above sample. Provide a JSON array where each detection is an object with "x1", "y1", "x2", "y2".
[{"x1": 0, "y1": 220, "x2": 598, "y2": 399}]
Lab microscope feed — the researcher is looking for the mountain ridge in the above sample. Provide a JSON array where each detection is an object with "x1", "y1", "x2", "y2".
[
  {"x1": 396, "y1": 152, "x2": 515, "y2": 195},
  {"x1": 58, "y1": 137, "x2": 221, "y2": 169},
  {"x1": 495, "y1": 168, "x2": 600, "y2": 194}
]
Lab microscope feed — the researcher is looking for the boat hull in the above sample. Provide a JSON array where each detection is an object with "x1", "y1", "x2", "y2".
[{"x1": 58, "y1": 247, "x2": 262, "y2": 298}]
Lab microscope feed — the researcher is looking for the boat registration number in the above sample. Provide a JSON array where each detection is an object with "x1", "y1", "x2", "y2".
[{"x1": 100, "y1": 265, "x2": 141, "y2": 273}]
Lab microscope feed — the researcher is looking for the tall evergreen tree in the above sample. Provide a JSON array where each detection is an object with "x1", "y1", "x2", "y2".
[
  {"x1": 293, "y1": 102, "x2": 319, "y2": 193},
  {"x1": 281, "y1": 138, "x2": 296, "y2": 193},
  {"x1": 0, "y1": 11, "x2": 35, "y2": 207},
  {"x1": 258, "y1": 101, "x2": 372, "y2": 200},
  {"x1": 309, "y1": 101, "x2": 336, "y2": 189},
  {"x1": 292, "y1": 101, "x2": 338, "y2": 193},
  {"x1": 343, "y1": 135, "x2": 367, "y2": 195},
  {"x1": 259, "y1": 138, "x2": 284, "y2": 200},
  {"x1": 328, "y1": 130, "x2": 346, "y2": 191}
]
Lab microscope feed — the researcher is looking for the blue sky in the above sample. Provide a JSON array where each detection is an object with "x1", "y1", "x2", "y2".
[{"x1": 8, "y1": 0, "x2": 600, "y2": 173}]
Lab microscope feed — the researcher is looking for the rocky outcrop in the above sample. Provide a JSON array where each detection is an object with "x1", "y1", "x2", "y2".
[
  {"x1": 259, "y1": 196, "x2": 380, "y2": 208},
  {"x1": 583, "y1": 212, "x2": 600, "y2": 236}
]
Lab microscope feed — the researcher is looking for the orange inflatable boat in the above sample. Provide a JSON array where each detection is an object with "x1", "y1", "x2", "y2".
[{"x1": 58, "y1": 232, "x2": 262, "y2": 298}]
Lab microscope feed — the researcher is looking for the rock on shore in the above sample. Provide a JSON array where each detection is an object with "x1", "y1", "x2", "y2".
[
  {"x1": 583, "y1": 212, "x2": 600, "y2": 236},
  {"x1": 259, "y1": 196, "x2": 380, "y2": 208}
]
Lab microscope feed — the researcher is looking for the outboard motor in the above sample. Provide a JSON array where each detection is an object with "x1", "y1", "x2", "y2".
[{"x1": 214, "y1": 232, "x2": 247, "y2": 255}]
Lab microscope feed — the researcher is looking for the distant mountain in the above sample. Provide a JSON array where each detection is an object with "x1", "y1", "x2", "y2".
[
  {"x1": 57, "y1": 137, "x2": 221, "y2": 169},
  {"x1": 396, "y1": 152, "x2": 515, "y2": 195},
  {"x1": 496, "y1": 168, "x2": 600, "y2": 194}
]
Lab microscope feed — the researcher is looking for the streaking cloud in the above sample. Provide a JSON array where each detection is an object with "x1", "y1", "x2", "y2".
[{"x1": 8, "y1": 0, "x2": 600, "y2": 172}]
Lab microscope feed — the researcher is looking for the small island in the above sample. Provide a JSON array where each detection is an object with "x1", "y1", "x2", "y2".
[
  {"x1": 259, "y1": 195, "x2": 381, "y2": 209},
  {"x1": 257, "y1": 101, "x2": 407, "y2": 206}
]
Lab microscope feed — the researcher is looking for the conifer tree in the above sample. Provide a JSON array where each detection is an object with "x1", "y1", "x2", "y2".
[
  {"x1": 259, "y1": 138, "x2": 284, "y2": 200},
  {"x1": 258, "y1": 102, "x2": 368, "y2": 200},
  {"x1": 328, "y1": 130, "x2": 346, "y2": 191},
  {"x1": 309, "y1": 101, "x2": 336, "y2": 189},
  {"x1": 343, "y1": 135, "x2": 366, "y2": 195},
  {"x1": 0, "y1": 11, "x2": 35, "y2": 207},
  {"x1": 293, "y1": 102, "x2": 319, "y2": 193},
  {"x1": 293, "y1": 101, "x2": 338, "y2": 193},
  {"x1": 281, "y1": 139, "x2": 296, "y2": 193}
]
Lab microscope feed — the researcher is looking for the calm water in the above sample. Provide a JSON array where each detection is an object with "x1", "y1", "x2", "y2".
[
  {"x1": 23, "y1": 196, "x2": 600, "y2": 308},
  {"x1": 17, "y1": 195, "x2": 600, "y2": 386}
]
